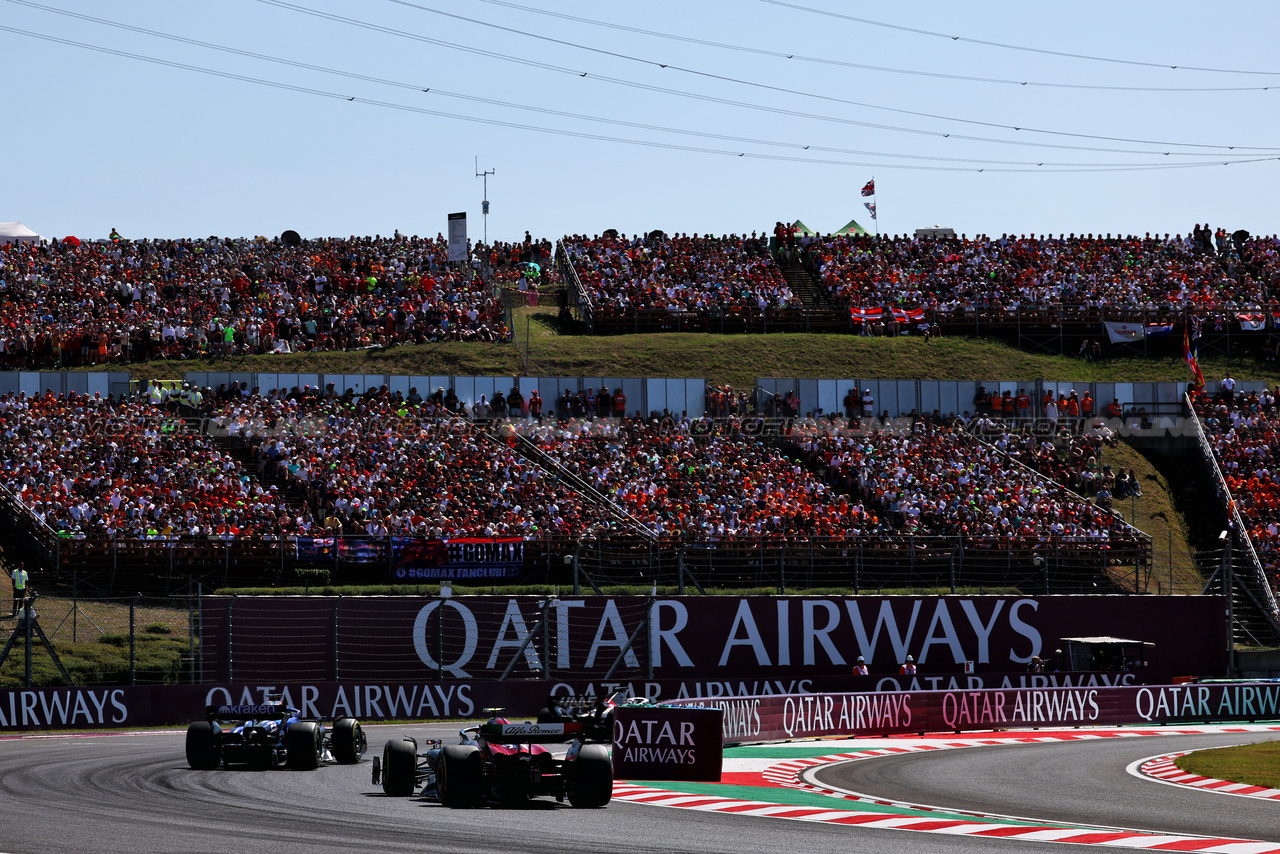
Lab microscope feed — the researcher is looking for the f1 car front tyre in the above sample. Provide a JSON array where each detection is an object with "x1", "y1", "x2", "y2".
[
  {"x1": 286, "y1": 721, "x2": 323, "y2": 771},
  {"x1": 568, "y1": 744, "x2": 612, "y2": 808},
  {"x1": 185, "y1": 721, "x2": 220, "y2": 770},
  {"x1": 438, "y1": 744, "x2": 482, "y2": 808},
  {"x1": 381, "y1": 738, "x2": 418, "y2": 797},
  {"x1": 332, "y1": 717, "x2": 366, "y2": 765}
]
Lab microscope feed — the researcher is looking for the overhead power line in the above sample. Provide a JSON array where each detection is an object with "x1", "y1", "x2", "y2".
[
  {"x1": 2, "y1": 23, "x2": 1276, "y2": 175},
  {"x1": 758, "y1": 0, "x2": 1280, "y2": 77},
  {"x1": 467, "y1": 0, "x2": 1280, "y2": 93},
  {"x1": 369, "y1": 0, "x2": 1278, "y2": 151},
  {"x1": 244, "y1": 0, "x2": 1280, "y2": 157},
  {"x1": 6, "y1": 0, "x2": 1264, "y2": 169}
]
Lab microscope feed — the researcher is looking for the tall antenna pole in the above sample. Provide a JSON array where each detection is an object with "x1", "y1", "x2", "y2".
[{"x1": 475, "y1": 156, "x2": 495, "y2": 245}]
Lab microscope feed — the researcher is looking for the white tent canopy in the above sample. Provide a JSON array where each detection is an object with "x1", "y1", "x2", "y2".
[{"x1": 0, "y1": 222, "x2": 43, "y2": 244}]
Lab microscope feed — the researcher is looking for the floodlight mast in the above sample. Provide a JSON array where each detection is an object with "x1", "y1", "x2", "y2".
[{"x1": 475, "y1": 156, "x2": 495, "y2": 245}]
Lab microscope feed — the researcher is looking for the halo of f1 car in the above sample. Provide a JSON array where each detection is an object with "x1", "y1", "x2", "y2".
[
  {"x1": 185, "y1": 702, "x2": 367, "y2": 770},
  {"x1": 372, "y1": 693, "x2": 622, "y2": 807}
]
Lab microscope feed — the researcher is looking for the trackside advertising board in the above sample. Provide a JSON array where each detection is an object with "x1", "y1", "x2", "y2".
[
  {"x1": 612, "y1": 705, "x2": 724, "y2": 782},
  {"x1": 2, "y1": 681, "x2": 1277, "y2": 733},
  {"x1": 199, "y1": 594, "x2": 1225, "y2": 682},
  {"x1": 681, "y1": 683, "x2": 1280, "y2": 744}
]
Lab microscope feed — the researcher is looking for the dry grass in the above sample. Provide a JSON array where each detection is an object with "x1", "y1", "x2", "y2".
[
  {"x1": 1099, "y1": 442, "x2": 1201, "y2": 595},
  {"x1": 117, "y1": 313, "x2": 1280, "y2": 390},
  {"x1": 1176, "y1": 741, "x2": 1280, "y2": 789}
]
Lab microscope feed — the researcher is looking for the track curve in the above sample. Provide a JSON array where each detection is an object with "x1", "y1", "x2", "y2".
[
  {"x1": 811, "y1": 730, "x2": 1280, "y2": 841},
  {"x1": 4, "y1": 726, "x2": 1277, "y2": 854},
  {"x1": 0, "y1": 726, "x2": 980, "y2": 854}
]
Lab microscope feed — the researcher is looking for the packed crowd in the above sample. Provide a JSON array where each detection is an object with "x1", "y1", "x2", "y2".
[
  {"x1": 0, "y1": 233, "x2": 512, "y2": 369},
  {"x1": 785, "y1": 413, "x2": 1141, "y2": 543},
  {"x1": 0, "y1": 381, "x2": 1142, "y2": 546},
  {"x1": 0, "y1": 390, "x2": 290, "y2": 538},
  {"x1": 1194, "y1": 386, "x2": 1280, "y2": 586},
  {"x1": 804, "y1": 229, "x2": 1280, "y2": 315},
  {"x1": 560, "y1": 232, "x2": 792, "y2": 315}
]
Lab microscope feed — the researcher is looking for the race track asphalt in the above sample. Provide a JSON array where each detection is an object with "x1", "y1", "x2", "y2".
[
  {"x1": 813, "y1": 729, "x2": 1280, "y2": 842},
  {"x1": 1, "y1": 724, "x2": 1275, "y2": 854}
]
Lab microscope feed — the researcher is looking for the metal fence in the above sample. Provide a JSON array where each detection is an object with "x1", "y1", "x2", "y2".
[{"x1": 1, "y1": 594, "x2": 197, "y2": 688}]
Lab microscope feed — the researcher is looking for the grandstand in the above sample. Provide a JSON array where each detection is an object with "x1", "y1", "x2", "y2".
[
  {"x1": 2, "y1": 226, "x2": 1279, "y2": 651},
  {"x1": 557, "y1": 229, "x2": 1280, "y2": 355}
]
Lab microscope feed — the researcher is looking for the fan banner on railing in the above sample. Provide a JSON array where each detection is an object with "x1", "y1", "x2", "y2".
[
  {"x1": 890, "y1": 307, "x2": 925, "y2": 324},
  {"x1": 1144, "y1": 322, "x2": 1174, "y2": 338},
  {"x1": 390, "y1": 537, "x2": 524, "y2": 581},
  {"x1": 338, "y1": 539, "x2": 389, "y2": 564},
  {"x1": 1103, "y1": 321, "x2": 1146, "y2": 343},
  {"x1": 1237, "y1": 312, "x2": 1267, "y2": 331},
  {"x1": 296, "y1": 537, "x2": 335, "y2": 561},
  {"x1": 850, "y1": 306, "x2": 883, "y2": 322}
]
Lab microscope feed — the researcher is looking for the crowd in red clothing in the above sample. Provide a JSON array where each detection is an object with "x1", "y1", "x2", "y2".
[
  {"x1": 0, "y1": 233, "x2": 511, "y2": 369},
  {"x1": 805, "y1": 230, "x2": 1280, "y2": 316},
  {"x1": 0, "y1": 390, "x2": 289, "y2": 538},
  {"x1": 0, "y1": 383, "x2": 1141, "y2": 547},
  {"x1": 1194, "y1": 386, "x2": 1280, "y2": 587},
  {"x1": 786, "y1": 413, "x2": 1140, "y2": 544},
  {"x1": 560, "y1": 232, "x2": 792, "y2": 315}
]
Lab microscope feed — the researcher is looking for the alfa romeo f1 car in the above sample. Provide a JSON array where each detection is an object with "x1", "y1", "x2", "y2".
[
  {"x1": 372, "y1": 695, "x2": 617, "y2": 807},
  {"x1": 185, "y1": 702, "x2": 367, "y2": 770}
]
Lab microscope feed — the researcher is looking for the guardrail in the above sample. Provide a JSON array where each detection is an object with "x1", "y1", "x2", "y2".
[
  {"x1": 556, "y1": 240, "x2": 594, "y2": 332},
  {"x1": 1185, "y1": 392, "x2": 1280, "y2": 632}
]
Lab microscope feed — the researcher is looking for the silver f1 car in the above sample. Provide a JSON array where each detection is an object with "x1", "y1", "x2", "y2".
[
  {"x1": 372, "y1": 695, "x2": 617, "y2": 807},
  {"x1": 185, "y1": 702, "x2": 367, "y2": 770}
]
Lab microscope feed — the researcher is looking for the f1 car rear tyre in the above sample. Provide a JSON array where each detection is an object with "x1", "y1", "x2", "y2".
[
  {"x1": 568, "y1": 744, "x2": 612, "y2": 808},
  {"x1": 381, "y1": 738, "x2": 418, "y2": 797},
  {"x1": 185, "y1": 721, "x2": 220, "y2": 770},
  {"x1": 286, "y1": 721, "x2": 323, "y2": 771},
  {"x1": 332, "y1": 717, "x2": 366, "y2": 765},
  {"x1": 438, "y1": 744, "x2": 482, "y2": 808}
]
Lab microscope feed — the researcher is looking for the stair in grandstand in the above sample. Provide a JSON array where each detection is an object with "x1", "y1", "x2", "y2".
[
  {"x1": 1197, "y1": 547, "x2": 1280, "y2": 648},
  {"x1": 479, "y1": 426, "x2": 655, "y2": 542},
  {"x1": 208, "y1": 434, "x2": 312, "y2": 519},
  {"x1": 777, "y1": 259, "x2": 827, "y2": 307},
  {"x1": 776, "y1": 259, "x2": 851, "y2": 332}
]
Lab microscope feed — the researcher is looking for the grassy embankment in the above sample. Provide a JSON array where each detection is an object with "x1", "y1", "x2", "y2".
[
  {"x1": 124, "y1": 308, "x2": 1280, "y2": 389},
  {"x1": 0, "y1": 594, "x2": 192, "y2": 687}
]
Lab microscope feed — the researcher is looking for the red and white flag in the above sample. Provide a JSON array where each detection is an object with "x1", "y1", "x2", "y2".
[{"x1": 1238, "y1": 312, "x2": 1266, "y2": 331}]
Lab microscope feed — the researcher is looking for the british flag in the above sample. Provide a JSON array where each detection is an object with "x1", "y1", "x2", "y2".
[{"x1": 861, "y1": 179, "x2": 875, "y2": 197}]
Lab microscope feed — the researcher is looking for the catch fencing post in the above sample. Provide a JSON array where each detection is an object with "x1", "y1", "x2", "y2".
[
  {"x1": 333, "y1": 597, "x2": 341, "y2": 681},
  {"x1": 129, "y1": 595, "x2": 138, "y2": 686},
  {"x1": 24, "y1": 600, "x2": 32, "y2": 687},
  {"x1": 227, "y1": 594, "x2": 235, "y2": 681}
]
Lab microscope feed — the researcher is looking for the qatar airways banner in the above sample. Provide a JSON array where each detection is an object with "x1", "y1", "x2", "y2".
[
  {"x1": 200, "y1": 594, "x2": 1225, "y2": 683},
  {"x1": 4, "y1": 680, "x2": 1278, "y2": 738},
  {"x1": 683, "y1": 682, "x2": 1280, "y2": 744},
  {"x1": 612, "y1": 705, "x2": 724, "y2": 782}
]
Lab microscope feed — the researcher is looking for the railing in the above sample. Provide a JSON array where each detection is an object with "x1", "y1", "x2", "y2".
[
  {"x1": 1184, "y1": 393, "x2": 1280, "y2": 629},
  {"x1": 570, "y1": 303, "x2": 1274, "y2": 350},
  {"x1": 5, "y1": 516, "x2": 1151, "y2": 596},
  {"x1": 556, "y1": 240, "x2": 594, "y2": 332}
]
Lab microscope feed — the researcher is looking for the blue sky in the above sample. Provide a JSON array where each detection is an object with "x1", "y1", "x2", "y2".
[{"x1": 3, "y1": 1, "x2": 1278, "y2": 242}]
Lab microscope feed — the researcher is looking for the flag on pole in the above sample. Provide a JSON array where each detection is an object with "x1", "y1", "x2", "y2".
[
  {"x1": 861, "y1": 179, "x2": 875, "y2": 197},
  {"x1": 864, "y1": 201, "x2": 877, "y2": 220},
  {"x1": 1184, "y1": 324, "x2": 1205, "y2": 390}
]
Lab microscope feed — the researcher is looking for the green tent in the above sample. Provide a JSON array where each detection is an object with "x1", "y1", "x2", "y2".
[
  {"x1": 790, "y1": 220, "x2": 817, "y2": 236},
  {"x1": 834, "y1": 218, "x2": 869, "y2": 236}
]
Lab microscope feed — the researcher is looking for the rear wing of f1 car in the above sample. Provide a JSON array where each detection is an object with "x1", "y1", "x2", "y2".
[
  {"x1": 476, "y1": 721, "x2": 587, "y2": 743},
  {"x1": 205, "y1": 703, "x2": 295, "y2": 721}
]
